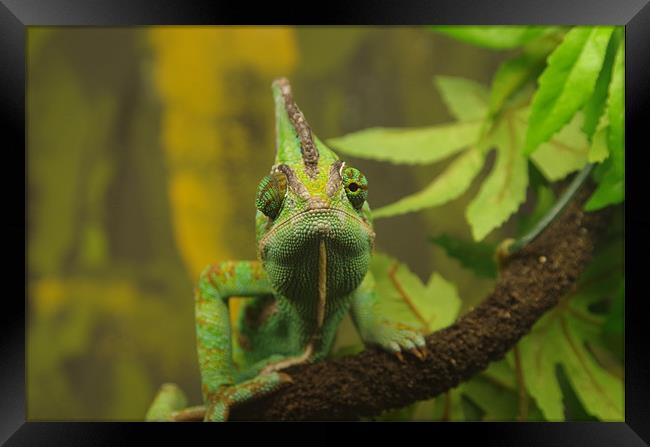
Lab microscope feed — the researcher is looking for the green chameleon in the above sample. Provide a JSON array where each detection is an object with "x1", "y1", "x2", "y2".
[{"x1": 146, "y1": 78, "x2": 427, "y2": 422}]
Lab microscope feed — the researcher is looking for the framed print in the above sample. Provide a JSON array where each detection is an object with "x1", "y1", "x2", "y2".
[{"x1": 2, "y1": 0, "x2": 648, "y2": 444}]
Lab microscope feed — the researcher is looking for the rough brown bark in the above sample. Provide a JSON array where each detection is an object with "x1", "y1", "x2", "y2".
[{"x1": 181, "y1": 187, "x2": 610, "y2": 421}]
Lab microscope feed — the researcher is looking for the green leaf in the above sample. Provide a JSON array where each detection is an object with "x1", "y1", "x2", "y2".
[
  {"x1": 528, "y1": 111, "x2": 590, "y2": 181},
  {"x1": 434, "y1": 76, "x2": 489, "y2": 121},
  {"x1": 519, "y1": 312, "x2": 623, "y2": 420},
  {"x1": 430, "y1": 234, "x2": 497, "y2": 278},
  {"x1": 488, "y1": 36, "x2": 558, "y2": 118},
  {"x1": 432, "y1": 26, "x2": 552, "y2": 50},
  {"x1": 585, "y1": 35, "x2": 624, "y2": 204},
  {"x1": 327, "y1": 120, "x2": 481, "y2": 165},
  {"x1": 518, "y1": 245, "x2": 624, "y2": 421},
  {"x1": 482, "y1": 358, "x2": 518, "y2": 390},
  {"x1": 601, "y1": 282, "x2": 624, "y2": 358},
  {"x1": 572, "y1": 237, "x2": 624, "y2": 308},
  {"x1": 372, "y1": 404, "x2": 418, "y2": 421},
  {"x1": 424, "y1": 273, "x2": 463, "y2": 331},
  {"x1": 461, "y1": 358, "x2": 520, "y2": 420},
  {"x1": 585, "y1": 37, "x2": 624, "y2": 213},
  {"x1": 606, "y1": 36, "x2": 624, "y2": 177},
  {"x1": 561, "y1": 317, "x2": 623, "y2": 419},
  {"x1": 145, "y1": 383, "x2": 187, "y2": 421},
  {"x1": 585, "y1": 133, "x2": 624, "y2": 210},
  {"x1": 584, "y1": 165, "x2": 624, "y2": 210},
  {"x1": 587, "y1": 112, "x2": 610, "y2": 163},
  {"x1": 462, "y1": 375, "x2": 520, "y2": 421},
  {"x1": 430, "y1": 388, "x2": 466, "y2": 421},
  {"x1": 453, "y1": 357, "x2": 545, "y2": 421},
  {"x1": 527, "y1": 157, "x2": 551, "y2": 190},
  {"x1": 581, "y1": 31, "x2": 619, "y2": 139},
  {"x1": 372, "y1": 147, "x2": 484, "y2": 218},
  {"x1": 555, "y1": 364, "x2": 599, "y2": 420},
  {"x1": 370, "y1": 252, "x2": 461, "y2": 333},
  {"x1": 409, "y1": 399, "x2": 437, "y2": 421},
  {"x1": 466, "y1": 114, "x2": 529, "y2": 241},
  {"x1": 524, "y1": 26, "x2": 615, "y2": 155}
]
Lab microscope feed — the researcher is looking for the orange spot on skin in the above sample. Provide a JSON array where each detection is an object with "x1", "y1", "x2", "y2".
[
  {"x1": 206, "y1": 264, "x2": 222, "y2": 288},
  {"x1": 195, "y1": 316, "x2": 211, "y2": 327},
  {"x1": 200, "y1": 347, "x2": 226, "y2": 358},
  {"x1": 207, "y1": 262, "x2": 235, "y2": 288}
]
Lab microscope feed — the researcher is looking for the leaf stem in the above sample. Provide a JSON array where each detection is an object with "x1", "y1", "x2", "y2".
[{"x1": 508, "y1": 163, "x2": 594, "y2": 254}]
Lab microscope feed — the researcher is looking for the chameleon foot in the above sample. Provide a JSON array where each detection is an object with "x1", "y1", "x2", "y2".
[
  {"x1": 408, "y1": 345, "x2": 429, "y2": 361},
  {"x1": 204, "y1": 372, "x2": 293, "y2": 422},
  {"x1": 365, "y1": 321, "x2": 427, "y2": 362},
  {"x1": 391, "y1": 342, "x2": 428, "y2": 362}
]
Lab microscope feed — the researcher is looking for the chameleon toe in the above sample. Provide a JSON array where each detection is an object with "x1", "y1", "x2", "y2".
[
  {"x1": 413, "y1": 334, "x2": 426, "y2": 347},
  {"x1": 401, "y1": 339, "x2": 417, "y2": 351},
  {"x1": 387, "y1": 341, "x2": 401, "y2": 353}
]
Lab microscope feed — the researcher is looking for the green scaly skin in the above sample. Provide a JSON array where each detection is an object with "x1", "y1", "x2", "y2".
[{"x1": 146, "y1": 78, "x2": 426, "y2": 422}]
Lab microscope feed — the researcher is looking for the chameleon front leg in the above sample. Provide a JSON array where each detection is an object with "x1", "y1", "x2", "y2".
[
  {"x1": 350, "y1": 271, "x2": 428, "y2": 361},
  {"x1": 195, "y1": 260, "x2": 292, "y2": 421}
]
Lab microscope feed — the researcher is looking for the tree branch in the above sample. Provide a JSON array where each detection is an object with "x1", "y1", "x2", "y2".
[{"x1": 183, "y1": 187, "x2": 609, "y2": 421}]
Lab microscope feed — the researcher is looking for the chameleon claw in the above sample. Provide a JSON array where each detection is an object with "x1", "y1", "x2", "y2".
[
  {"x1": 394, "y1": 350, "x2": 406, "y2": 363},
  {"x1": 277, "y1": 372, "x2": 294, "y2": 384},
  {"x1": 402, "y1": 339, "x2": 417, "y2": 351},
  {"x1": 408, "y1": 346, "x2": 427, "y2": 361}
]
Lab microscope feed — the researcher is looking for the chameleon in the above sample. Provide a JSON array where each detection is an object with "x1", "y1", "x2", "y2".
[{"x1": 146, "y1": 78, "x2": 427, "y2": 422}]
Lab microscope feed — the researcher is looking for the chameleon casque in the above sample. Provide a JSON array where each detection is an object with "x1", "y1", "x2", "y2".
[{"x1": 147, "y1": 78, "x2": 427, "y2": 421}]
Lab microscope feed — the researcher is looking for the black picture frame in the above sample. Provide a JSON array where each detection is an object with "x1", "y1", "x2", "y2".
[{"x1": 3, "y1": 0, "x2": 648, "y2": 444}]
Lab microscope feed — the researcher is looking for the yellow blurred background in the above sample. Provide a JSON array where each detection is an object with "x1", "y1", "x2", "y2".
[{"x1": 27, "y1": 26, "x2": 509, "y2": 420}]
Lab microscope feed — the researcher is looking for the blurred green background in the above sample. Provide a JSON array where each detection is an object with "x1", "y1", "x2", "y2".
[{"x1": 27, "y1": 26, "x2": 519, "y2": 420}]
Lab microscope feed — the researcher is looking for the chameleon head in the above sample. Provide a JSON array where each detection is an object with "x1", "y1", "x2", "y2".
[{"x1": 254, "y1": 78, "x2": 376, "y2": 302}]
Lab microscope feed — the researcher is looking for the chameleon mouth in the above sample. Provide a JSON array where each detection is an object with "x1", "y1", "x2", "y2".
[{"x1": 258, "y1": 207, "x2": 374, "y2": 251}]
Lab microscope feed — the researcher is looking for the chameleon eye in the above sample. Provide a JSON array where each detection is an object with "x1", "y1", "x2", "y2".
[
  {"x1": 256, "y1": 171, "x2": 287, "y2": 219},
  {"x1": 342, "y1": 167, "x2": 368, "y2": 210}
]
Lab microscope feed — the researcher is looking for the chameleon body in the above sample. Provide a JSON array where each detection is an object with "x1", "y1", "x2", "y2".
[{"x1": 147, "y1": 78, "x2": 426, "y2": 421}]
